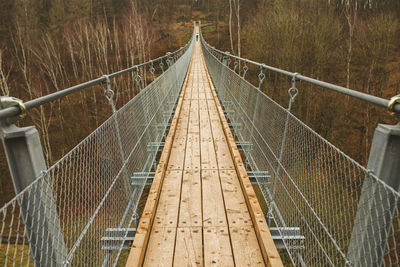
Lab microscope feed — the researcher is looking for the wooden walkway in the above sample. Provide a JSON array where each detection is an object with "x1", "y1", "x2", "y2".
[{"x1": 126, "y1": 26, "x2": 282, "y2": 267}]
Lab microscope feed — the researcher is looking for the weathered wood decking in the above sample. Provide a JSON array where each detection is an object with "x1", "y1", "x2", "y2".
[{"x1": 126, "y1": 26, "x2": 282, "y2": 267}]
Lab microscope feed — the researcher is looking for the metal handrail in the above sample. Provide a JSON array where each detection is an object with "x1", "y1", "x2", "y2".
[
  {"x1": 200, "y1": 31, "x2": 400, "y2": 115},
  {"x1": 0, "y1": 41, "x2": 191, "y2": 120}
]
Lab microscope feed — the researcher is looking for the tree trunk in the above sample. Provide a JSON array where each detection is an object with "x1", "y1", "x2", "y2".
[
  {"x1": 229, "y1": 0, "x2": 235, "y2": 54},
  {"x1": 236, "y1": 0, "x2": 241, "y2": 58}
]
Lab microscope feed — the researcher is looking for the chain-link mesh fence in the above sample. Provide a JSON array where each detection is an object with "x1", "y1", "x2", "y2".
[
  {"x1": 201, "y1": 34, "x2": 400, "y2": 266},
  {"x1": 0, "y1": 34, "x2": 193, "y2": 267}
]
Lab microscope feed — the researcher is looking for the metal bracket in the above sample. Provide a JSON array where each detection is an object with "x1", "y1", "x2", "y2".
[
  {"x1": 248, "y1": 171, "x2": 270, "y2": 185},
  {"x1": 222, "y1": 100, "x2": 233, "y2": 107},
  {"x1": 157, "y1": 122, "x2": 171, "y2": 132},
  {"x1": 101, "y1": 228, "x2": 136, "y2": 251},
  {"x1": 228, "y1": 122, "x2": 242, "y2": 131},
  {"x1": 388, "y1": 94, "x2": 400, "y2": 116},
  {"x1": 270, "y1": 227, "x2": 305, "y2": 250},
  {"x1": 163, "y1": 110, "x2": 175, "y2": 121},
  {"x1": 147, "y1": 142, "x2": 165, "y2": 153},
  {"x1": 236, "y1": 141, "x2": 252, "y2": 151},
  {"x1": 131, "y1": 172, "x2": 155, "y2": 186},
  {"x1": 0, "y1": 96, "x2": 26, "y2": 120},
  {"x1": 101, "y1": 75, "x2": 114, "y2": 105},
  {"x1": 223, "y1": 109, "x2": 235, "y2": 116}
]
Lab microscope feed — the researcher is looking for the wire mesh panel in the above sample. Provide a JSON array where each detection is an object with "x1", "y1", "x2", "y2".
[
  {"x1": 201, "y1": 37, "x2": 400, "y2": 266},
  {"x1": 0, "y1": 37, "x2": 193, "y2": 266}
]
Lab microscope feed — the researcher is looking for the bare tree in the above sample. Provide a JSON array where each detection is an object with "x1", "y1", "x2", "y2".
[
  {"x1": 234, "y1": 0, "x2": 241, "y2": 57},
  {"x1": 12, "y1": 21, "x2": 55, "y2": 165},
  {"x1": 0, "y1": 49, "x2": 11, "y2": 96},
  {"x1": 229, "y1": 0, "x2": 235, "y2": 54},
  {"x1": 344, "y1": 0, "x2": 358, "y2": 89}
]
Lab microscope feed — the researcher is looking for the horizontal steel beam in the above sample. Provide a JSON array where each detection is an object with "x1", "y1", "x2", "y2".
[
  {"x1": 132, "y1": 172, "x2": 155, "y2": 186},
  {"x1": 236, "y1": 141, "x2": 252, "y2": 151},
  {"x1": 156, "y1": 123, "x2": 171, "y2": 131},
  {"x1": 228, "y1": 122, "x2": 242, "y2": 131},
  {"x1": 247, "y1": 171, "x2": 270, "y2": 186},
  {"x1": 147, "y1": 142, "x2": 165, "y2": 153},
  {"x1": 222, "y1": 100, "x2": 233, "y2": 106},
  {"x1": 270, "y1": 227, "x2": 305, "y2": 250},
  {"x1": 101, "y1": 228, "x2": 136, "y2": 251},
  {"x1": 223, "y1": 109, "x2": 235, "y2": 116}
]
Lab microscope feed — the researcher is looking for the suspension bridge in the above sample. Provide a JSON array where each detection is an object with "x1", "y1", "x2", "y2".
[{"x1": 1, "y1": 22, "x2": 400, "y2": 266}]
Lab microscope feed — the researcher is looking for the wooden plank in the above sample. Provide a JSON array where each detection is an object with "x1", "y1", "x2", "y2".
[
  {"x1": 212, "y1": 137, "x2": 234, "y2": 170},
  {"x1": 230, "y1": 227, "x2": 265, "y2": 266},
  {"x1": 153, "y1": 170, "x2": 183, "y2": 227},
  {"x1": 200, "y1": 139, "x2": 218, "y2": 170},
  {"x1": 188, "y1": 99, "x2": 199, "y2": 132},
  {"x1": 205, "y1": 92, "x2": 214, "y2": 100},
  {"x1": 190, "y1": 80, "x2": 198, "y2": 99},
  {"x1": 206, "y1": 99, "x2": 217, "y2": 110},
  {"x1": 199, "y1": 106, "x2": 218, "y2": 170},
  {"x1": 184, "y1": 87, "x2": 192, "y2": 100},
  {"x1": 188, "y1": 116, "x2": 200, "y2": 134},
  {"x1": 202, "y1": 47, "x2": 283, "y2": 267},
  {"x1": 198, "y1": 90, "x2": 207, "y2": 100},
  {"x1": 174, "y1": 108, "x2": 190, "y2": 137},
  {"x1": 185, "y1": 98, "x2": 200, "y2": 171},
  {"x1": 179, "y1": 67, "x2": 202, "y2": 227},
  {"x1": 203, "y1": 227, "x2": 234, "y2": 267},
  {"x1": 178, "y1": 170, "x2": 202, "y2": 227},
  {"x1": 205, "y1": 86, "x2": 234, "y2": 170},
  {"x1": 143, "y1": 227, "x2": 177, "y2": 267},
  {"x1": 208, "y1": 119, "x2": 225, "y2": 137},
  {"x1": 173, "y1": 227, "x2": 202, "y2": 267},
  {"x1": 201, "y1": 170, "x2": 227, "y2": 227},
  {"x1": 167, "y1": 137, "x2": 187, "y2": 171},
  {"x1": 219, "y1": 170, "x2": 252, "y2": 227},
  {"x1": 184, "y1": 135, "x2": 200, "y2": 171},
  {"x1": 167, "y1": 102, "x2": 189, "y2": 170}
]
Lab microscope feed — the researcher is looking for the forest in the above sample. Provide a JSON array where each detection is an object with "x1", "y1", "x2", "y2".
[{"x1": 0, "y1": 0, "x2": 400, "y2": 206}]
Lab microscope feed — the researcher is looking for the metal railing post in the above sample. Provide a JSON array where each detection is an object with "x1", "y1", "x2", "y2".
[
  {"x1": 0, "y1": 98, "x2": 67, "y2": 266},
  {"x1": 348, "y1": 122, "x2": 400, "y2": 266}
]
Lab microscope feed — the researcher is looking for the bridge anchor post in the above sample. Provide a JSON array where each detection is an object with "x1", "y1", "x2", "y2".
[
  {"x1": 0, "y1": 97, "x2": 68, "y2": 266},
  {"x1": 348, "y1": 122, "x2": 400, "y2": 266}
]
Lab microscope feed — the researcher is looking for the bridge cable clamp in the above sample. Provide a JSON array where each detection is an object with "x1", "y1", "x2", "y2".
[
  {"x1": 102, "y1": 75, "x2": 114, "y2": 104},
  {"x1": 258, "y1": 66, "x2": 266, "y2": 90},
  {"x1": 149, "y1": 61, "x2": 155, "y2": 80},
  {"x1": 288, "y1": 73, "x2": 300, "y2": 103},
  {"x1": 223, "y1": 53, "x2": 231, "y2": 66},
  {"x1": 234, "y1": 60, "x2": 239, "y2": 73},
  {"x1": 134, "y1": 67, "x2": 142, "y2": 90},
  {"x1": 0, "y1": 96, "x2": 27, "y2": 119},
  {"x1": 388, "y1": 94, "x2": 400, "y2": 117},
  {"x1": 242, "y1": 63, "x2": 248, "y2": 78},
  {"x1": 366, "y1": 169, "x2": 375, "y2": 177},
  {"x1": 159, "y1": 60, "x2": 164, "y2": 72}
]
